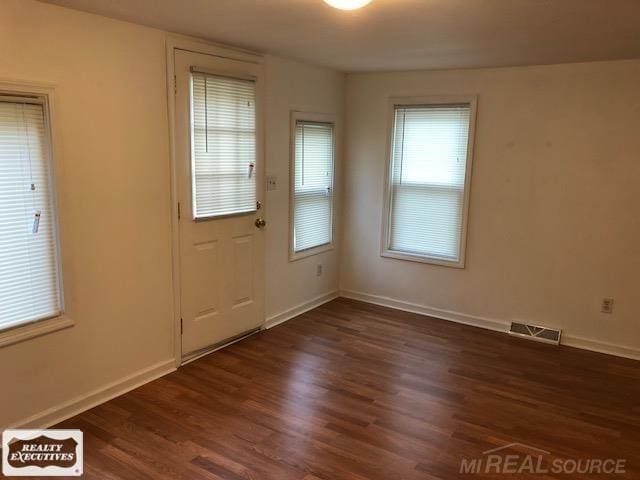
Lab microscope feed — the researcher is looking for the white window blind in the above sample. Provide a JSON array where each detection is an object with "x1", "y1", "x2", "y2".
[
  {"x1": 191, "y1": 72, "x2": 256, "y2": 218},
  {"x1": 293, "y1": 121, "x2": 335, "y2": 253},
  {"x1": 0, "y1": 98, "x2": 62, "y2": 330},
  {"x1": 387, "y1": 104, "x2": 471, "y2": 263}
]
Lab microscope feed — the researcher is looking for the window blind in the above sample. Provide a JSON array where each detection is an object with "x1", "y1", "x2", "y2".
[
  {"x1": 191, "y1": 72, "x2": 256, "y2": 218},
  {"x1": 293, "y1": 121, "x2": 334, "y2": 253},
  {"x1": 0, "y1": 99, "x2": 62, "y2": 330},
  {"x1": 388, "y1": 104, "x2": 471, "y2": 262}
]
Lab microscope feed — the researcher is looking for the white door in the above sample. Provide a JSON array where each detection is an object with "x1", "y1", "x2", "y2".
[{"x1": 174, "y1": 49, "x2": 265, "y2": 357}]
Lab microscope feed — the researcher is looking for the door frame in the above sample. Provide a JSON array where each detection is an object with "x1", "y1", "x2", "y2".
[{"x1": 165, "y1": 35, "x2": 265, "y2": 367}]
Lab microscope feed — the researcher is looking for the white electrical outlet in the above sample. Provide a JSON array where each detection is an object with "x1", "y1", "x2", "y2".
[
  {"x1": 266, "y1": 175, "x2": 277, "y2": 191},
  {"x1": 316, "y1": 264, "x2": 323, "y2": 277},
  {"x1": 601, "y1": 297, "x2": 614, "y2": 314}
]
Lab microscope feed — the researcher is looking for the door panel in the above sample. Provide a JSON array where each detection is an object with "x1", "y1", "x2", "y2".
[
  {"x1": 175, "y1": 49, "x2": 265, "y2": 356},
  {"x1": 232, "y1": 235, "x2": 254, "y2": 307},
  {"x1": 191, "y1": 240, "x2": 220, "y2": 317}
]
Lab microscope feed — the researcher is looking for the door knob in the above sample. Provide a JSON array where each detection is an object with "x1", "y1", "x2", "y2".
[{"x1": 254, "y1": 218, "x2": 267, "y2": 228}]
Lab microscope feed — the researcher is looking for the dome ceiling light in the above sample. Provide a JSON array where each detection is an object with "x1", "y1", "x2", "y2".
[{"x1": 323, "y1": 0, "x2": 373, "y2": 10}]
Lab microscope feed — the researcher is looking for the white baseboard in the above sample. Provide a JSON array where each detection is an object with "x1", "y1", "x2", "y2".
[
  {"x1": 562, "y1": 334, "x2": 640, "y2": 361},
  {"x1": 340, "y1": 289, "x2": 509, "y2": 333},
  {"x1": 264, "y1": 290, "x2": 339, "y2": 329},
  {"x1": 339, "y1": 289, "x2": 640, "y2": 362},
  {"x1": 10, "y1": 359, "x2": 176, "y2": 430}
]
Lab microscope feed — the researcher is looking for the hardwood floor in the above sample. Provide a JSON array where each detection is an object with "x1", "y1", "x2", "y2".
[{"x1": 52, "y1": 298, "x2": 639, "y2": 479}]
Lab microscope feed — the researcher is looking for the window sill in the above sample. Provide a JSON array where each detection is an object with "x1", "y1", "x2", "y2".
[
  {"x1": 289, "y1": 243, "x2": 334, "y2": 262},
  {"x1": 0, "y1": 315, "x2": 74, "y2": 348},
  {"x1": 381, "y1": 249, "x2": 465, "y2": 269}
]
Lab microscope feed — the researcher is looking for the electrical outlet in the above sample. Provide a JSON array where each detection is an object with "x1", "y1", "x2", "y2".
[
  {"x1": 266, "y1": 175, "x2": 277, "y2": 191},
  {"x1": 601, "y1": 297, "x2": 614, "y2": 314},
  {"x1": 316, "y1": 264, "x2": 323, "y2": 277}
]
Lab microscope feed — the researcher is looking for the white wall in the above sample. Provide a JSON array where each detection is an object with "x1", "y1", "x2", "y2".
[
  {"x1": 0, "y1": 0, "x2": 343, "y2": 428},
  {"x1": 341, "y1": 60, "x2": 640, "y2": 356}
]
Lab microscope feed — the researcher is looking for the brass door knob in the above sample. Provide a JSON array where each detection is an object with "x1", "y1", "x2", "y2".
[{"x1": 254, "y1": 218, "x2": 267, "y2": 228}]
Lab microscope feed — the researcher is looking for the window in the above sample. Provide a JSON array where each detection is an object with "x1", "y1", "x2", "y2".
[
  {"x1": 290, "y1": 113, "x2": 335, "y2": 260},
  {"x1": 191, "y1": 71, "x2": 256, "y2": 218},
  {"x1": 382, "y1": 97, "x2": 476, "y2": 267},
  {"x1": 0, "y1": 94, "x2": 62, "y2": 331}
]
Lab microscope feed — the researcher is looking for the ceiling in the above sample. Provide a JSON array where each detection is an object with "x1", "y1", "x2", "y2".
[{"x1": 43, "y1": 0, "x2": 640, "y2": 72}]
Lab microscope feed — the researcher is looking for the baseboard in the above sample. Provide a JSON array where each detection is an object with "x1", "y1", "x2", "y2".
[
  {"x1": 339, "y1": 289, "x2": 640, "y2": 362},
  {"x1": 339, "y1": 289, "x2": 509, "y2": 333},
  {"x1": 10, "y1": 359, "x2": 176, "y2": 430},
  {"x1": 264, "y1": 290, "x2": 339, "y2": 329},
  {"x1": 562, "y1": 334, "x2": 640, "y2": 361}
]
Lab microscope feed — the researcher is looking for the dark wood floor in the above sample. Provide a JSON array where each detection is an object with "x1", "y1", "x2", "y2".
[{"x1": 53, "y1": 298, "x2": 639, "y2": 479}]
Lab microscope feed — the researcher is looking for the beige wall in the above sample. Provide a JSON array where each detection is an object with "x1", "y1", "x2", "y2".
[
  {"x1": 0, "y1": 0, "x2": 343, "y2": 428},
  {"x1": 264, "y1": 56, "x2": 344, "y2": 321},
  {"x1": 342, "y1": 60, "x2": 640, "y2": 355},
  {"x1": 0, "y1": 0, "x2": 174, "y2": 429}
]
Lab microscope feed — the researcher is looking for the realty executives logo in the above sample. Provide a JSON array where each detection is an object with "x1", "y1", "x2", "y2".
[
  {"x1": 2, "y1": 429, "x2": 83, "y2": 477},
  {"x1": 460, "y1": 442, "x2": 627, "y2": 475}
]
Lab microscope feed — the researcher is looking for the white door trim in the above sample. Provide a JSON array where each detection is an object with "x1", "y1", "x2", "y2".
[{"x1": 165, "y1": 35, "x2": 264, "y2": 367}]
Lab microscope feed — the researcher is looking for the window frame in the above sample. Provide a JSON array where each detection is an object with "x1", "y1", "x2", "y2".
[
  {"x1": 380, "y1": 95, "x2": 477, "y2": 268},
  {"x1": 0, "y1": 81, "x2": 72, "y2": 347},
  {"x1": 289, "y1": 111, "x2": 337, "y2": 262}
]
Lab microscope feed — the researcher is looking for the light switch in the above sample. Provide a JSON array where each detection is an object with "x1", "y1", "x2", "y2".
[{"x1": 266, "y1": 175, "x2": 277, "y2": 191}]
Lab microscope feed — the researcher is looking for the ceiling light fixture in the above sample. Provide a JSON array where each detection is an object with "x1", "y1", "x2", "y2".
[{"x1": 323, "y1": 0, "x2": 373, "y2": 10}]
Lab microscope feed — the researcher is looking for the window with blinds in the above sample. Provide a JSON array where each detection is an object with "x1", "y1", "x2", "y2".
[
  {"x1": 384, "y1": 101, "x2": 474, "y2": 266},
  {"x1": 191, "y1": 72, "x2": 256, "y2": 218},
  {"x1": 0, "y1": 96, "x2": 62, "y2": 331},
  {"x1": 292, "y1": 119, "x2": 335, "y2": 256}
]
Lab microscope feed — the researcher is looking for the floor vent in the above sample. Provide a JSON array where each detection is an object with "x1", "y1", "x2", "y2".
[{"x1": 509, "y1": 322, "x2": 561, "y2": 345}]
